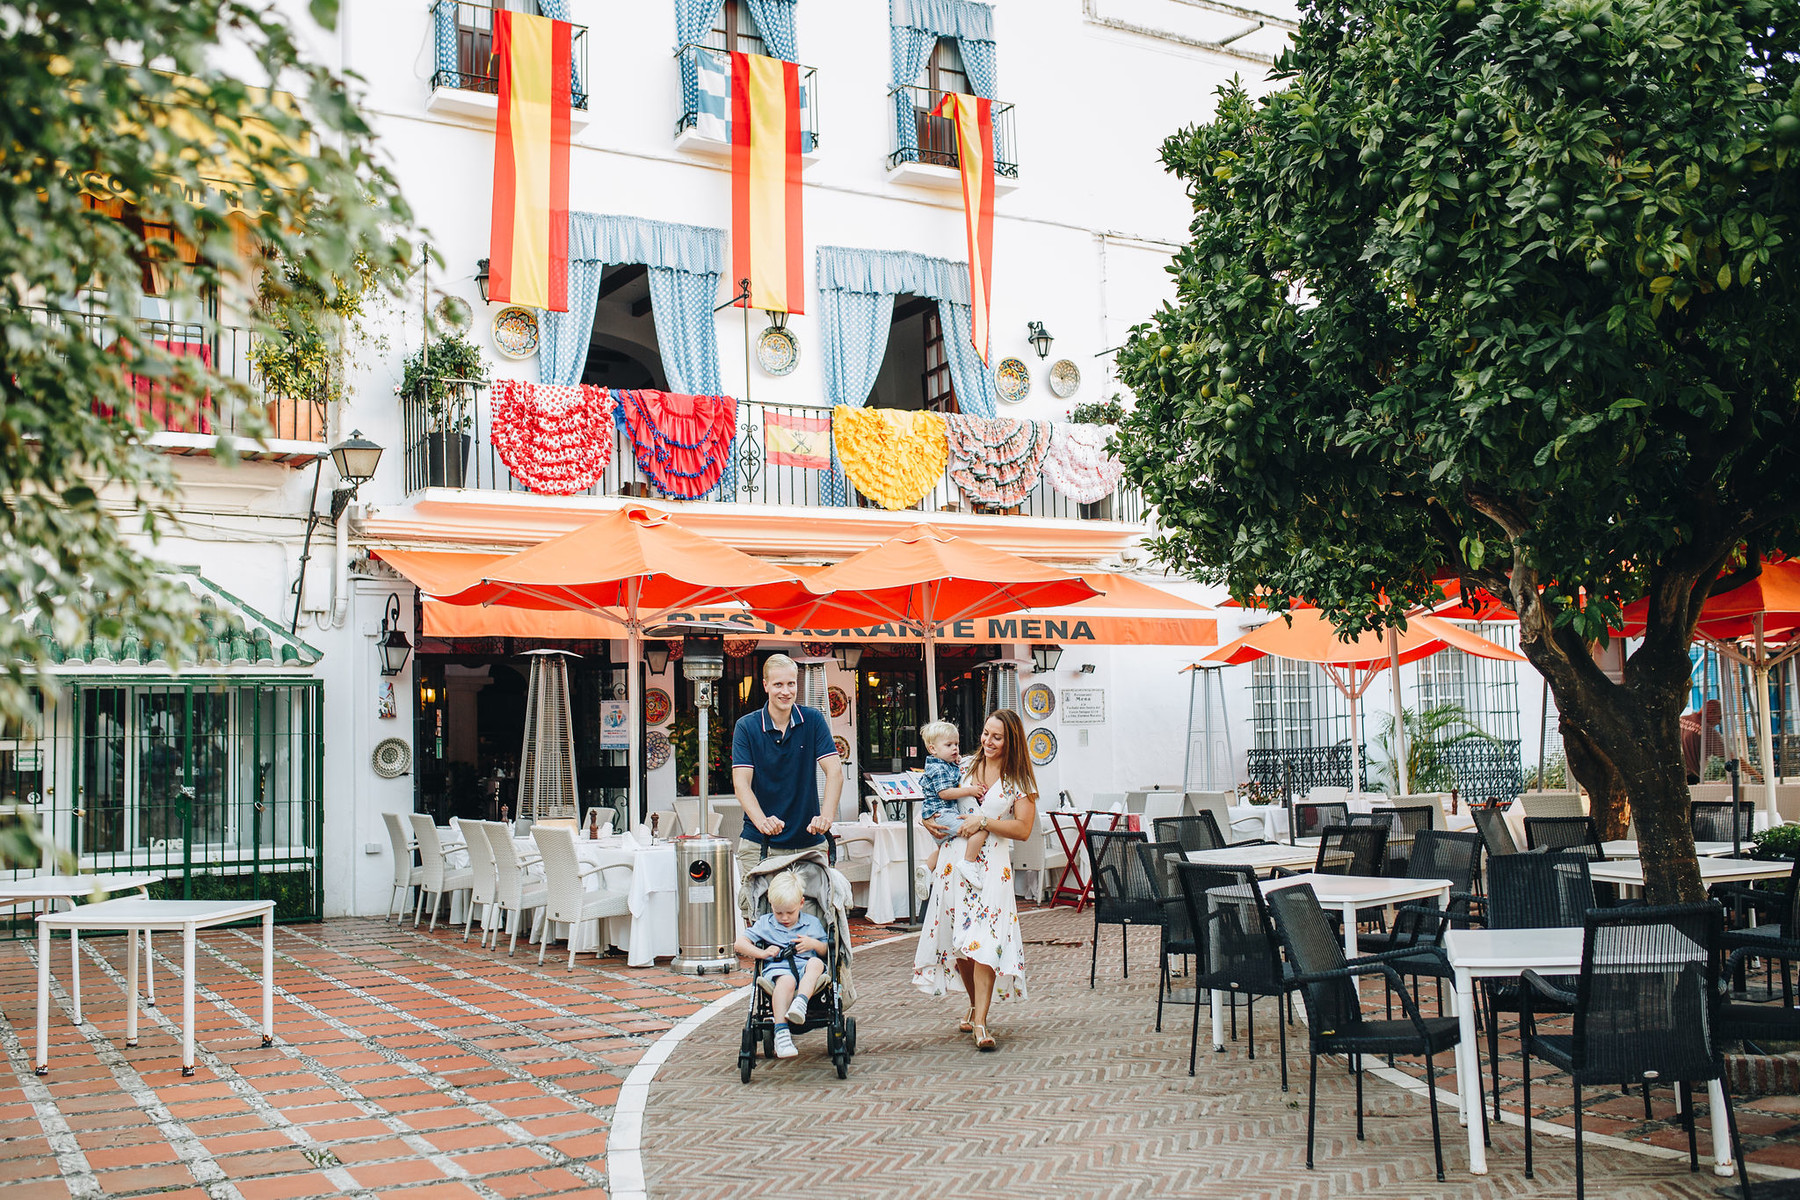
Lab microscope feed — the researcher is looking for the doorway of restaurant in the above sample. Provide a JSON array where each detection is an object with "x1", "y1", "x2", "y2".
[{"x1": 858, "y1": 657, "x2": 922, "y2": 776}]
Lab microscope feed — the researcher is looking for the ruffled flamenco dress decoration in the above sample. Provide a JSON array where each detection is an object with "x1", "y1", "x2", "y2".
[
  {"x1": 832, "y1": 406, "x2": 948, "y2": 510},
  {"x1": 944, "y1": 414, "x2": 1050, "y2": 507},
  {"x1": 614, "y1": 389, "x2": 737, "y2": 499},
  {"x1": 1042, "y1": 423, "x2": 1125, "y2": 505},
  {"x1": 490, "y1": 380, "x2": 615, "y2": 495}
]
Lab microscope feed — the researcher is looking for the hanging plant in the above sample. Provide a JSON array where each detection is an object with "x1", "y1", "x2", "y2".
[
  {"x1": 1066, "y1": 395, "x2": 1127, "y2": 426},
  {"x1": 398, "y1": 332, "x2": 488, "y2": 432},
  {"x1": 250, "y1": 248, "x2": 380, "y2": 419}
]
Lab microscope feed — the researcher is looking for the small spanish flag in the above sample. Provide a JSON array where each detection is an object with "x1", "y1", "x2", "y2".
[
  {"x1": 730, "y1": 51, "x2": 805, "y2": 315},
  {"x1": 932, "y1": 93, "x2": 996, "y2": 363},
  {"x1": 763, "y1": 409, "x2": 831, "y2": 469},
  {"x1": 489, "y1": 10, "x2": 571, "y2": 312}
]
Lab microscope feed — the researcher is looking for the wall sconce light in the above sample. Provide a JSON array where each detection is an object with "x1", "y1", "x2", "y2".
[
  {"x1": 643, "y1": 642, "x2": 671, "y2": 674},
  {"x1": 835, "y1": 644, "x2": 864, "y2": 672},
  {"x1": 377, "y1": 593, "x2": 413, "y2": 677},
  {"x1": 420, "y1": 682, "x2": 437, "y2": 704},
  {"x1": 1026, "y1": 321, "x2": 1055, "y2": 359},
  {"x1": 1030, "y1": 643, "x2": 1063, "y2": 673},
  {"x1": 1078, "y1": 662, "x2": 1097, "y2": 675},
  {"x1": 475, "y1": 258, "x2": 491, "y2": 304}
]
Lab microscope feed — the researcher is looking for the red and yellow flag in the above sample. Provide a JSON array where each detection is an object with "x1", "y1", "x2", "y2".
[
  {"x1": 489, "y1": 11, "x2": 571, "y2": 312},
  {"x1": 932, "y1": 93, "x2": 996, "y2": 363},
  {"x1": 730, "y1": 52, "x2": 805, "y2": 315}
]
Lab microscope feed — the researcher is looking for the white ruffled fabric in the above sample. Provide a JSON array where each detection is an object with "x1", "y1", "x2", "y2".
[{"x1": 1042, "y1": 423, "x2": 1124, "y2": 504}]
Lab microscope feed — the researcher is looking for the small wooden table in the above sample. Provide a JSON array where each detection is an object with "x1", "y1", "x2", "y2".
[
  {"x1": 1047, "y1": 810, "x2": 1122, "y2": 911},
  {"x1": 0, "y1": 875, "x2": 162, "y2": 1022},
  {"x1": 36, "y1": 898, "x2": 275, "y2": 1077}
]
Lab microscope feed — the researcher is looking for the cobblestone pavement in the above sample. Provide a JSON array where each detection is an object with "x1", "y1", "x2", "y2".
[{"x1": 0, "y1": 908, "x2": 1791, "y2": 1199}]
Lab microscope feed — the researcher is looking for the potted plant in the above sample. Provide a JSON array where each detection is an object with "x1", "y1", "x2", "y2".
[
  {"x1": 1067, "y1": 395, "x2": 1127, "y2": 426},
  {"x1": 250, "y1": 250, "x2": 379, "y2": 441},
  {"x1": 399, "y1": 333, "x2": 487, "y2": 487}
]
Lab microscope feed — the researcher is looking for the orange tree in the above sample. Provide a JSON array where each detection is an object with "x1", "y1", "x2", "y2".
[{"x1": 1116, "y1": 0, "x2": 1800, "y2": 902}]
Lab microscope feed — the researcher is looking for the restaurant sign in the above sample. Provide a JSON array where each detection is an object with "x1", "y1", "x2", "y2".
[{"x1": 1061, "y1": 689, "x2": 1106, "y2": 724}]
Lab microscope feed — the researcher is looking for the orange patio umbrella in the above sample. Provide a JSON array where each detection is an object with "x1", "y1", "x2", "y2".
[
  {"x1": 1201, "y1": 609, "x2": 1525, "y2": 796},
  {"x1": 753, "y1": 524, "x2": 1100, "y2": 721},
  {"x1": 430, "y1": 506, "x2": 811, "y2": 825}
]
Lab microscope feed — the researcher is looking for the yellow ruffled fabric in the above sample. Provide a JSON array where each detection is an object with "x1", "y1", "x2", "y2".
[{"x1": 833, "y1": 406, "x2": 949, "y2": 510}]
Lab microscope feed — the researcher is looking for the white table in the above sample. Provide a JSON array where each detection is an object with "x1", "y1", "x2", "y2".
[
  {"x1": 1187, "y1": 843, "x2": 1319, "y2": 875},
  {"x1": 1443, "y1": 928, "x2": 1736, "y2": 1177},
  {"x1": 1589, "y1": 856, "x2": 1792, "y2": 898},
  {"x1": 1229, "y1": 804, "x2": 1289, "y2": 841},
  {"x1": 0, "y1": 875, "x2": 161, "y2": 1021},
  {"x1": 36, "y1": 897, "x2": 274, "y2": 1078},
  {"x1": 1601, "y1": 840, "x2": 1739, "y2": 859},
  {"x1": 833, "y1": 820, "x2": 929, "y2": 925},
  {"x1": 524, "y1": 837, "x2": 687, "y2": 966}
]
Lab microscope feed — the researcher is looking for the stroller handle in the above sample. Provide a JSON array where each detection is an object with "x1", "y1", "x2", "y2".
[{"x1": 756, "y1": 830, "x2": 839, "y2": 866}]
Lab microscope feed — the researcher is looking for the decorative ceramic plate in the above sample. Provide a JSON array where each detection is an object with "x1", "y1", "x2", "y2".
[
  {"x1": 1022, "y1": 683, "x2": 1055, "y2": 721},
  {"x1": 1028, "y1": 727, "x2": 1058, "y2": 766},
  {"x1": 828, "y1": 685, "x2": 849, "y2": 719},
  {"x1": 645, "y1": 730, "x2": 672, "y2": 771},
  {"x1": 757, "y1": 325, "x2": 800, "y2": 376},
  {"x1": 372, "y1": 737, "x2": 412, "y2": 779},
  {"x1": 995, "y1": 356, "x2": 1031, "y2": 403},
  {"x1": 643, "y1": 687, "x2": 672, "y2": 726},
  {"x1": 492, "y1": 305, "x2": 539, "y2": 360},
  {"x1": 1048, "y1": 358, "x2": 1082, "y2": 399},
  {"x1": 833, "y1": 734, "x2": 851, "y2": 761}
]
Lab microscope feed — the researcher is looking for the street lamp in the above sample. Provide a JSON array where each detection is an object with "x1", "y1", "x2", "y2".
[
  {"x1": 1026, "y1": 321, "x2": 1054, "y2": 359},
  {"x1": 291, "y1": 431, "x2": 384, "y2": 635},
  {"x1": 644, "y1": 642, "x2": 671, "y2": 674},
  {"x1": 377, "y1": 593, "x2": 413, "y2": 677},
  {"x1": 1030, "y1": 644, "x2": 1063, "y2": 673}
]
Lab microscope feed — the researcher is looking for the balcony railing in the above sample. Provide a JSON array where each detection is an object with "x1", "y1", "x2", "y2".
[
  {"x1": 403, "y1": 380, "x2": 1145, "y2": 523},
  {"x1": 672, "y1": 44, "x2": 818, "y2": 153},
  {"x1": 19, "y1": 305, "x2": 325, "y2": 444},
  {"x1": 887, "y1": 86, "x2": 1017, "y2": 177},
  {"x1": 430, "y1": 0, "x2": 590, "y2": 110}
]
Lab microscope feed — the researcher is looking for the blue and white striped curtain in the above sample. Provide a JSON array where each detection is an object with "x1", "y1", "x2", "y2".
[
  {"x1": 936, "y1": 299, "x2": 997, "y2": 417},
  {"x1": 744, "y1": 0, "x2": 799, "y2": 60},
  {"x1": 889, "y1": 0, "x2": 999, "y2": 162},
  {"x1": 432, "y1": 0, "x2": 461, "y2": 89},
  {"x1": 817, "y1": 289, "x2": 896, "y2": 505},
  {"x1": 676, "y1": 0, "x2": 728, "y2": 123},
  {"x1": 535, "y1": 0, "x2": 585, "y2": 102}
]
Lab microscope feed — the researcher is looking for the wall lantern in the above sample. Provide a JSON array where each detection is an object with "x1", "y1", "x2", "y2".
[
  {"x1": 644, "y1": 642, "x2": 672, "y2": 674},
  {"x1": 475, "y1": 258, "x2": 492, "y2": 304},
  {"x1": 1030, "y1": 643, "x2": 1063, "y2": 673},
  {"x1": 377, "y1": 593, "x2": 413, "y2": 677},
  {"x1": 835, "y1": 644, "x2": 864, "y2": 672},
  {"x1": 1026, "y1": 321, "x2": 1055, "y2": 359},
  {"x1": 330, "y1": 429, "x2": 383, "y2": 500}
]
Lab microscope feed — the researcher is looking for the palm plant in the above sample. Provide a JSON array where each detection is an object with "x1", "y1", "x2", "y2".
[{"x1": 1374, "y1": 701, "x2": 1499, "y2": 794}]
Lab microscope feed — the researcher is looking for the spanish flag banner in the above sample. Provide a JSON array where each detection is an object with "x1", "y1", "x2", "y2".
[
  {"x1": 489, "y1": 11, "x2": 571, "y2": 312},
  {"x1": 932, "y1": 93, "x2": 996, "y2": 363},
  {"x1": 730, "y1": 51, "x2": 805, "y2": 315},
  {"x1": 763, "y1": 409, "x2": 831, "y2": 469}
]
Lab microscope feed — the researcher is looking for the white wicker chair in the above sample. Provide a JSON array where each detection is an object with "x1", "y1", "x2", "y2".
[
  {"x1": 485, "y1": 821, "x2": 547, "y2": 955},
  {"x1": 533, "y1": 826, "x2": 632, "y2": 970},
  {"x1": 382, "y1": 812, "x2": 422, "y2": 922},
  {"x1": 408, "y1": 813, "x2": 473, "y2": 931},
  {"x1": 1517, "y1": 790, "x2": 1585, "y2": 819},
  {"x1": 461, "y1": 820, "x2": 500, "y2": 943}
]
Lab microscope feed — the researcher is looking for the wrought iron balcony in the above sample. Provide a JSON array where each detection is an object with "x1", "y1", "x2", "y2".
[
  {"x1": 887, "y1": 85, "x2": 1017, "y2": 179},
  {"x1": 672, "y1": 44, "x2": 819, "y2": 155},
  {"x1": 402, "y1": 380, "x2": 1144, "y2": 523},
  {"x1": 429, "y1": 0, "x2": 590, "y2": 111}
]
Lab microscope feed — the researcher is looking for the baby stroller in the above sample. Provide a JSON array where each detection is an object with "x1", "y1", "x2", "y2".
[{"x1": 739, "y1": 841, "x2": 858, "y2": 1081}]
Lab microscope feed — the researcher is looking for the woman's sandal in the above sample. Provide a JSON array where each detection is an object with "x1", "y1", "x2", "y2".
[
  {"x1": 959, "y1": 1006, "x2": 975, "y2": 1033},
  {"x1": 972, "y1": 1024, "x2": 997, "y2": 1051}
]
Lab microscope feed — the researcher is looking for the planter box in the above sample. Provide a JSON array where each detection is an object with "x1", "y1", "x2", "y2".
[{"x1": 421, "y1": 431, "x2": 472, "y2": 489}]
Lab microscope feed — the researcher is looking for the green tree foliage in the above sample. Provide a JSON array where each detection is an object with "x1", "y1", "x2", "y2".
[
  {"x1": 0, "y1": 0, "x2": 415, "y2": 727},
  {"x1": 1117, "y1": 0, "x2": 1800, "y2": 901}
]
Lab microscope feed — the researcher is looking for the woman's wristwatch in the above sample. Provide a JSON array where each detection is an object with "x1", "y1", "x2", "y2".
[{"x1": 978, "y1": 814, "x2": 989, "y2": 831}]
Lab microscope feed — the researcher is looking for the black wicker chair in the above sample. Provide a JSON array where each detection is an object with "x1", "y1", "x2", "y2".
[
  {"x1": 1294, "y1": 801, "x2": 1350, "y2": 839},
  {"x1": 1360, "y1": 831, "x2": 1486, "y2": 1012},
  {"x1": 1136, "y1": 840, "x2": 1197, "y2": 1032},
  {"x1": 1174, "y1": 860, "x2": 1294, "y2": 1086},
  {"x1": 1521, "y1": 903, "x2": 1749, "y2": 1200},
  {"x1": 1720, "y1": 931, "x2": 1800, "y2": 1052},
  {"x1": 1267, "y1": 884, "x2": 1470, "y2": 1181},
  {"x1": 1481, "y1": 851, "x2": 1595, "y2": 1122},
  {"x1": 1086, "y1": 829, "x2": 1157, "y2": 988},
  {"x1": 1367, "y1": 805, "x2": 1438, "y2": 874},
  {"x1": 1471, "y1": 806, "x2": 1519, "y2": 858},
  {"x1": 1152, "y1": 812, "x2": 1260, "y2": 855},
  {"x1": 1523, "y1": 815, "x2": 1606, "y2": 859},
  {"x1": 1718, "y1": 856, "x2": 1798, "y2": 1005},
  {"x1": 1310, "y1": 825, "x2": 1388, "y2": 877},
  {"x1": 1691, "y1": 800, "x2": 1758, "y2": 844}
]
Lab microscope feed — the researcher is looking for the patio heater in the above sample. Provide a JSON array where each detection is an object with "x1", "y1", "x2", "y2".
[{"x1": 673, "y1": 632, "x2": 736, "y2": 975}]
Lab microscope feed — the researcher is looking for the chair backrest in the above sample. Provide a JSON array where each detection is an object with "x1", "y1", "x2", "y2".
[
  {"x1": 1266, "y1": 884, "x2": 1362, "y2": 1035},
  {"x1": 1688, "y1": 781, "x2": 1733, "y2": 804},
  {"x1": 1135, "y1": 841, "x2": 1189, "y2": 942},
  {"x1": 536, "y1": 817, "x2": 577, "y2": 833},
  {"x1": 1388, "y1": 794, "x2": 1451, "y2": 831},
  {"x1": 462, "y1": 819, "x2": 498, "y2": 904},
  {"x1": 1471, "y1": 806, "x2": 1519, "y2": 857},
  {"x1": 580, "y1": 808, "x2": 616, "y2": 840},
  {"x1": 1294, "y1": 801, "x2": 1350, "y2": 839},
  {"x1": 1142, "y1": 792, "x2": 1186, "y2": 824},
  {"x1": 1307, "y1": 786, "x2": 1350, "y2": 805},
  {"x1": 1315, "y1": 825, "x2": 1388, "y2": 876},
  {"x1": 1518, "y1": 790, "x2": 1584, "y2": 819},
  {"x1": 1524, "y1": 815, "x2": 1604, "y2": 859},
  {"x1": 670, "y1": 798, "x2": 702, "y2": 836},
  {"x1": 1690, "y1": 800, "x2": 1756, "y2": 843},
  {"x1": 382, "y1": 812, "x2": 415, "y2": 888},
  {"x1": 1122, "y1": 791, "x2": 1153, "y2": 815},
  {"x1": 1084, "y1": 829, "x2": 1152, "y2": 912},
  {"x1": 408, "y1": 813, "x2": 453, "y2": 890},
  {"x1": 1774, "y1": 857, "x2": 1800, "y2": 941},
  {"x1": 1175, "y1": 859, "x2": 1279, "y2": 979},
  {"x1": 1086, "y1": 792, "x2": 1127, "y2": 812},
  {"x1": 1183, "y1": 791, "x2": 1235, "y2": 837},
  {"x1": 1405, "y1": 829, "x2": 1482, "y2": 893},
  {"x1": 532, "y1": 825, "x2": 592, "y2": 925},
  {"x1": 487, "y1": 821, "x2": 533, "y2": 906},
  {"x1": 1487, "y1": 851, "x2": 1594, "y2": 929},
  {"x1": 712, "y1": 801, "x2": 745, "y2": 856},
  {"x1": 1153, "y1": 813, "x2": 1226, "y2": 855},
  {"x1": 1570, "y1": 903, "x2": 1722, "y2": 1087}
]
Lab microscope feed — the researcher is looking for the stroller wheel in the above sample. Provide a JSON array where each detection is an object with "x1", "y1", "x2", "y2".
[
  {"x1": 834, "y1": 1053, "x2": 848, "y2": 1080},
  {"x1": 739, "y1": 1054, "x2": 753, "y2": 1084},
  {"x1": 846, "y1": 1017, "x2": 857, "y2": 1057},
  {"x1": 763, "y1": 1027, "x2": 777, "y2": 1060}
]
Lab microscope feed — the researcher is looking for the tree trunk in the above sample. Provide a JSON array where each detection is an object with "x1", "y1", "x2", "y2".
[{"x1": 1559, "y1": 718, "x2": 1630, "y2": 841}]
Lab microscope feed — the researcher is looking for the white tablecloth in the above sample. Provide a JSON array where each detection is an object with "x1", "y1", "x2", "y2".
[
  {"x1": 832, "y1": 820, "x2": 925, "y2": 925},
  {"x1": 1228, "y1": 804, "x2": 1287, "y2": 840},
  {"x1": 521, "y1": 836, "x2": 696, "y2": 967}
]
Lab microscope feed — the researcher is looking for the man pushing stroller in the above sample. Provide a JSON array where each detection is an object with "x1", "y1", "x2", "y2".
[{"x1": 735, "y1": 869, "x2": 828, "y2": 1060}]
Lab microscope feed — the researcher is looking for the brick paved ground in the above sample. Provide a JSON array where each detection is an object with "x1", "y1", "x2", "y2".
[{"x1": 0, "y1": 907, "x2": 1791, "y2": 1199}]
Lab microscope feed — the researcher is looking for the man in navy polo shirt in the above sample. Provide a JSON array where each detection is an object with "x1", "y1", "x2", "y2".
[{"x1": 731, "y1": 653, "x2": 844, "y2": 914}]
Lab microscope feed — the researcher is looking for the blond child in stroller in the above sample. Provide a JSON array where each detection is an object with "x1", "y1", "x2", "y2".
[{"x1": 735, "y1": 869, "x2": 829, "y2": 1059}]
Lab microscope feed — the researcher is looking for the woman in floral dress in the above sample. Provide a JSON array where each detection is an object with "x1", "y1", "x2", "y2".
[{"x1": 913, "y1": 709, "x2": 1039, "y2": 1050}]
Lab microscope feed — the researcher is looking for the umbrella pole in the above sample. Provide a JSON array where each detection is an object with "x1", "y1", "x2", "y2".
[
  {"x1": 1755, "y1": 615, "x2": 1777, "y2": 822},
  {"x1": 628, "y1": 603, "x2": 643, "y2": 831},
  {"x1": 923, "y1": 583, "x2": 940, "y2": 723},
  {"x1": 1348, "y1": 677, "x2": 1364, "y2": 797},
  {"x1": 1388, "y1": 629, "x2": 1409, "y2": 796}
]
